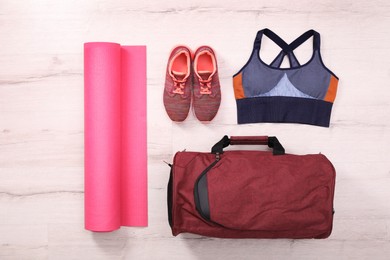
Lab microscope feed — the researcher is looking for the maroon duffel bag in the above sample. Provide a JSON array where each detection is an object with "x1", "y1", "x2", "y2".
[{"x1": 167, "y1": 135, "x2": 336, "y2": 239}]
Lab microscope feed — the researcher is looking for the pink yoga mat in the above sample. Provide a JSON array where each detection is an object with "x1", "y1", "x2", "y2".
[{"x1": 84, "y1": 43, "x2": 147, "y2": 232}]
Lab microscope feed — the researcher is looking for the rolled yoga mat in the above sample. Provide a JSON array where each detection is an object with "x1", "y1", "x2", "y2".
[{"x1": 84, "y1": 43, "x2": 147, "y2": 232}]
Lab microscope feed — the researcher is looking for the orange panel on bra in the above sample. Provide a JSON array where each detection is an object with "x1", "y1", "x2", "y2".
[
  {"x1": 233, "y1": 72, "x2": 245, "y2": 99},
  {"x1": 324, "y1": 75, "x2": 338, "y2": 103}
]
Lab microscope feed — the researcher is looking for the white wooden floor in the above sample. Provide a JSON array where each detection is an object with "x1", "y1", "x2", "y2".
[{"x1": 1, "y1": 0, "x2": 390, "y2": 259}]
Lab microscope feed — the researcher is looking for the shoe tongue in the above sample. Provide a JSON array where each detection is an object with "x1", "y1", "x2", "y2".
[
  {"x1": 172, "y1": 70, "x2": 186, "y2": 80},
  {"x1": 198, "y1": 70, "x2": 212, "y2": 81}
]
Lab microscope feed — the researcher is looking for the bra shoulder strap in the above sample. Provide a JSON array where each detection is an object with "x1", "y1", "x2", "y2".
[
  {"x1": 289, "y1": 29, "x2": 321, "y2": 51},
  {"x1": 253, "y1": 29, "x2": 321, "y2": 68},
  {"x1": 253, "y1": 28, "x2": 290, "y2": 51},
  {"x1": 269, "y1": 29, "x2": 321, "y2": 68},
  {"x1": 254, "y1": 29, "x2": 298, "y2": 68}
]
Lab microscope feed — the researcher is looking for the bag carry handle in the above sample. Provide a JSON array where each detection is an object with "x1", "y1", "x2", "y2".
[{"x1": 211, "y1": 135, "x2": 285, "y2": 155}]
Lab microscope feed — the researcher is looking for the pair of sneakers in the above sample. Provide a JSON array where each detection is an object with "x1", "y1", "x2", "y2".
[{"x1": 163, "y1": 46, "x2": 221, "y2": 122}]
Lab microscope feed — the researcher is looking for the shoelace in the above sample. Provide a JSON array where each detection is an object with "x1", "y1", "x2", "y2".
[
  {"x1": 199, "y1": 78, "x2": 212, "y2": 95},
  {"x1": 172, "y1": 78, "x2": 186, "y2": 94}
]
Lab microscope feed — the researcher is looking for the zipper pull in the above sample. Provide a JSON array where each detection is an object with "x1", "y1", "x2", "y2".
[
  {"x1": 215, "y1": 153, "x2": 220, "y2": 161},
  {"x1": 163, "y1": 160, "x2": 172, "y2": 167}
]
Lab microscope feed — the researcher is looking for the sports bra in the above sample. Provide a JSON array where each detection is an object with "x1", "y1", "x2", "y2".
[{"x1": 233, "y1": 29, "x2": 339, "y2": 127}]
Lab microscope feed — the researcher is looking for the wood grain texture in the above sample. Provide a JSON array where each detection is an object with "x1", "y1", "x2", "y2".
[{"x1": 1, "y1": 0, "x2": 390, "y2": 259}]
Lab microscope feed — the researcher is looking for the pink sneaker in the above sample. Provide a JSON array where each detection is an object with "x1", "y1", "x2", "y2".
[
  {"x1": 163, "y1": 46, "x2": 192, "y2": 122},
  {"x1": 192, "y1": 46, "x2": 221, "y2": 121}
]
